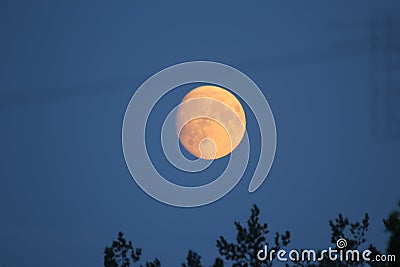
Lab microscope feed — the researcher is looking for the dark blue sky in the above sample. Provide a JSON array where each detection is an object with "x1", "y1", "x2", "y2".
[{"x1": 1, "y1": 1, "x2": 400, "y2": 266}]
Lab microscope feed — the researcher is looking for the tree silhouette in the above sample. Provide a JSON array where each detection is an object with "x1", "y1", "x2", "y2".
[
  {"x1": 182, "y1": 250, "x2": 203, "y2": 267},
  {"x1": 181, "y1": 250, "x2": 225, "y2": 267},
  {"x1": 215, "y1": 204, "x2": 291, "y2": 266},
  {"x1": 383, "y1": 200, "x2": 400, "y2": 267},
  {"x1": 104, "y1": 232, "x2": 160, "y2": 267},
  {"x1": 104, "y1": 201, "x2": 400, "y2": 266},
  {"x1": 294, "y1": 213, "x2": 383, "y2": 267},
  {"x1": 211, "y1": 258, "x2": 224, "y2": 267}
]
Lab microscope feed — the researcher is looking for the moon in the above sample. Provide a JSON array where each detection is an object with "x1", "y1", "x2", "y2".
[{"x1": 176, "y1": 85, "x2": 246, "y2": 160}]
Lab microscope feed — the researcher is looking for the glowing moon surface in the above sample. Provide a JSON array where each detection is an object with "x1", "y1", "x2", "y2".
[{"x1": 176, "y1": 85, "x2": 246, "y2": 160}]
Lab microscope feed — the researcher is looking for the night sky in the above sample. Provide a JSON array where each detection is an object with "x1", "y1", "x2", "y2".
[{"x1": 1, "y1": 1, "x2": 400, "y2": 266}]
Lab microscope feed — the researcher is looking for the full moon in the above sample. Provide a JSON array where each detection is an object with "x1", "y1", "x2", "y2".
[{"x1": 176, "y1": 85, "x2": 246, "y2": 160}]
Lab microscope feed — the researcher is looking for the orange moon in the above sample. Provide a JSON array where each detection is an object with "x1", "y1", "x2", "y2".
[{"x1": 176, "y1": 85, "x2": 246, "y2": 160}]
